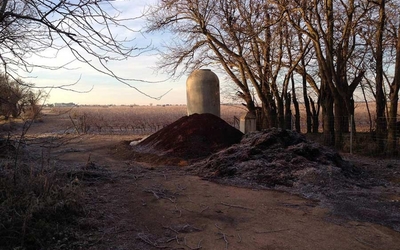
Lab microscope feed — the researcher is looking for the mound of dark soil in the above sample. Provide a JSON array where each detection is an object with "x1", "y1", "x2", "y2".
[{"x1": 133, "y1": 113, "x2": 243, "y2": 162}]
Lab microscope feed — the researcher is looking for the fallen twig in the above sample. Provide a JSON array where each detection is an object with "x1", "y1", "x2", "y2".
[
  {"x1": 183, "y1": 236, "x2": 203, "y2": 250},
  {"x1": 137, "y1": 233, "x2": 168, "y2": 249},
  {"x1": 175, "y1": 183, "x2": 187, "y2": 192},
  {"x1": 220, "y1": 202, "x2": 254, "y2": 210},
  {"x1": 355, "y1": 237, "x2": 375, "y2": 247},
  {"x1": 200, "y1": 206, "x2": 209, "y2": 213},
  {"x1": 217, "y1": 232, "x2": 229, "y2": 249},
  {"x1": 162, "y1": 225, "x2": 179, "y2": 234},
  {"x1": 168, "y1": 197, "x2": 176, "y2": 203},
  {"x1": 165, "y1": 236, "x2": 178, "y2": 243},
  {"x1": 255, "y1": 228, "x2": 290, "y2": 234},
  {"x1": 143, "y1": 186, "x2": 176, "y2": 203},
  {"x1": 182, "y1": 206, "x2": 194, "y2": 212},
  {"x1": 214, "y1": 224, "x2": 229, "y2": 249},
  {"x1": 149, "y1": 190, "x2": 160, "y2": 199},
  {"x1": 174, "y1": 205, "x2": 182, "y2": 217}
]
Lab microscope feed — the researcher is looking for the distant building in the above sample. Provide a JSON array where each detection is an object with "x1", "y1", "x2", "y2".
[{"x1": 54, "y1": 102, "x2": 76, "y2": 107}]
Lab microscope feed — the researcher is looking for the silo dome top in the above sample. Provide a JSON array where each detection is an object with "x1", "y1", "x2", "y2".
[{"x1": 186, "y1": 68, "x2": 220, "y2": 117}]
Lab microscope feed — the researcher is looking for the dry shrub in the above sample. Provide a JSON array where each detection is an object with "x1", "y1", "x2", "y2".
[
  {"x1": 305, "y1": 132, "x2": 400, "y2": 156},
  {"x1": 0, "y1": 160, "x2": 84, "y2": 249},
  {"x1": 342, "y1": 132, "x2": 400, "y2": 156},
  {"x1": 22, "y1": 104, "x2": 42, "y2": 121}
]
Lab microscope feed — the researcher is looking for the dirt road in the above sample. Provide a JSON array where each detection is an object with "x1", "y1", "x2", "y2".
[{"x1": 23, "y1": 113, "x2": 400, "y2": 250}]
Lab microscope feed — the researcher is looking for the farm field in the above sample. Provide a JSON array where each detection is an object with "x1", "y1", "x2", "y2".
[
  {"x1": 1, "y1": 105, "x2": 399, "y2": 249},
  {"x1": 49, "y1": 104, "x2": 247, "y2": 135},
  {"x1": 48, "y1": 101, "x2": 390, "y2": 135}
]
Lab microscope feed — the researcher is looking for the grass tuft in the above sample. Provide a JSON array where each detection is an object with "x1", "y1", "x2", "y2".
[{"x1": 0, "y1": 160, "x2": 85, "y2": 250}]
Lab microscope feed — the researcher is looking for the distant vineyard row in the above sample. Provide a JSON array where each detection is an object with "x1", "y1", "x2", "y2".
[
  {"x1": 51, "y1": 105, "x2": 247, "y2": 134},
  {"x1": 50, "y1": 102, "x2": 384, "y2": 135}
]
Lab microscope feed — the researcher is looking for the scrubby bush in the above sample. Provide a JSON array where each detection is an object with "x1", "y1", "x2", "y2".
[
  {"x1": 0, "y1": 160, "x2": 84, "y2": 249},
  {"x1": 0, "y1": 128, "x2": 84, "y2": 249},
  {"x1": 0, "y1": 73, "x2": 45, "y2": 121}
]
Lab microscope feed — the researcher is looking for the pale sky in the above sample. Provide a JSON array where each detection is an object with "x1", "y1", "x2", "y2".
[
  {"x1": 19, "y1": 1, "x2": 376, "y2": 106},
  {"x1": 25, "y1": 0, "x2": 196, "y2": 106}
]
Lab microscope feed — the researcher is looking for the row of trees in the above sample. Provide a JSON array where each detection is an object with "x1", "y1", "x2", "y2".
[
  {"x1": 146, "y1": 0, "x2": 400, "y2": 153},
  {"x1": 1, "y1": 0, "x2": 398, "y2": 152}
]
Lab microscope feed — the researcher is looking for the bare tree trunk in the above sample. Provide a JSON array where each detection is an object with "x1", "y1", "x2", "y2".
[
  {"x1": 276, "y1": 96, "x2": 285, "y2": 129},
  {"x1": 337, "y1": 95, "x2": 350, "y2": 133},
  {"x1": 321, "y1": 82, "x2": 335, "y2": 146},
  {"x1": 261, "y1": 95, "x2": 278, "y2": 129},
  {"x1": 304, "y1": 93, "x2": 312, "y2": 133},
  {"x1": 386, "y1": 22, "x2": 400, "y2": 155},
  {"x1": 291, "y1": 75, "x2": 301, "y2": 132},
  {"x1": 302, "y1": 67, "x2": 312, "y2": 133},
  {"x1": 360, "y1": 81, "x2": 374, "y2": 133},
  {"x1": 334, "y1": 94, "x2": 345, "y2": 148},
  {"x1": 376, "y1": 0, "x2": 387, "y2": 151},
  {"x1": 285, "y1": 93, "x2": 292, "y2": 130},
  {"x1": 387, "y1": 93, "x2": 399, "y2": 155},
  {"x1": 309, "y1": 97, "x2": 320, "y2": 133}
]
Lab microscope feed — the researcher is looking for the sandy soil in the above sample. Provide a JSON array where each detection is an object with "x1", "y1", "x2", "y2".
[{"x1": 20, "y1": 112, "x2": 400, "y2": 250}]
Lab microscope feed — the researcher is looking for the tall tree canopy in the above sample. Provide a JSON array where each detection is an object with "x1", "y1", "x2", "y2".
[
  {"x1": 147, "y1": 0, "x2": 312, "y2": 129},
  {"x1": 147, "y1": 0, "x2": 400, "y2": 153}
]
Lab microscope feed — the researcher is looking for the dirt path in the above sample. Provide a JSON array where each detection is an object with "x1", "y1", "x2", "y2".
[{"x1": 23, "y1": 114, "x2": 400, "y2": 250}]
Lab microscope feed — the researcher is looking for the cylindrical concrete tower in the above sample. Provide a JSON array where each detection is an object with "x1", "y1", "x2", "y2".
[{"x1": 186, "y1": 69, "x2": 220, "y2": 117}]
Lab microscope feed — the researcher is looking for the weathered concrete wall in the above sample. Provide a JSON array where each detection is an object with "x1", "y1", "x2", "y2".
[{"x1": 240, "y1": 112, "x2": 257, "y2": 134}]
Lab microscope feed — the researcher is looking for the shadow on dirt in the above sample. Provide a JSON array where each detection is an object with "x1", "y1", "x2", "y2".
[{"x1": 118, "y1": 114, "x2": 400, "y2": 232}]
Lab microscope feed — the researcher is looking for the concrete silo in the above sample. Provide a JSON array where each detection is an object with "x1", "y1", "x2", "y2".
[{"x1": 186, "y1": 69, "x2": 220, "y2": 117}]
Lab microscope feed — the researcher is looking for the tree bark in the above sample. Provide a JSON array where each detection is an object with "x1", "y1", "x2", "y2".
[
  {"x1": 285, "y1": 93, "x2": 292, "y2": 130},
  {"x1": 375, "y1": 0, "x2": 387, "y2": 151},
  {"x1": 310, "y1": 97, "x2": 320, "y2": 133},
  {"x1": 321, "y1": 82, "x2": 335, "y2": 146},
  {"x1": 291, "y1": 75, "x2": 301, "y2": 132},
  {"x1": 386, "y1": 21, "x2": 400, "y2": 155}
]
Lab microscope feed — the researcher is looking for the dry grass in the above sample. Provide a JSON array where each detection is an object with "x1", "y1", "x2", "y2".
[
  {"x1": 0, "y1": 102, "x2": 398, "y2": 249},
  {"x1": 51, "y1": 102, "x2": 398, "y2": 134},
  {"x1": 47, "y1": 103, "x2": 400, "y2": 156},
  {"x1": 0, "y1": 133, "x2": 85, "y2": 249},
  {"x1": 51, "y1": 104, "x2": 246, "y2": 134}
]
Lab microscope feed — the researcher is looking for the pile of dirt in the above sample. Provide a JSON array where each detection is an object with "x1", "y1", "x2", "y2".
[
  {"x1": 190, "y1": 128, "x2": 357, "y2": 192},
  {"x1": 133, "y1": 113, "x2": 243, "y2": 163},
  {"x1": 189, "y1": 128, "x2": 400, "y2": 231}
]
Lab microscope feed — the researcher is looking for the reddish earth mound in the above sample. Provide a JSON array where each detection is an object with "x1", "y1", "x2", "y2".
[{"x1": 134, "y1": 113, "x2": 243, "y2": 161}]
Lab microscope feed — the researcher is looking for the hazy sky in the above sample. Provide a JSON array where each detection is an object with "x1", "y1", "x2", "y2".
[{"x1": 26, "y1": 0, "x2": 193, "y2": 106}]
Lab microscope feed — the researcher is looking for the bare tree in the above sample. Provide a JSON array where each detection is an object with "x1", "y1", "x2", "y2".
[
  {"x1": 386, "y1": 1, "x2": 400, "y2": 154},
  {"x1": 361, "y1": 0, "x2": 400, "y2": 154},
  {"x1": 146, "y1": 0, "x2": 399, "y2": 153},
  {"x1": 0, "y1": 0, "x2": 164, "y2": 98},
  {"x1": 374, "y1": 0, "x2": 388, "y2": 149},
  {"x1": 0, "y1": 73, "x2": 43, "y2": 120},
  {"x1": 283, "y1": 0, "x2": 369, "y2": 146},
  {"x1": 146, "y1": 0, "x2": 312, "y2": 129}
]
